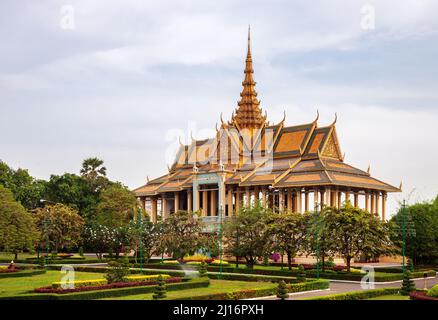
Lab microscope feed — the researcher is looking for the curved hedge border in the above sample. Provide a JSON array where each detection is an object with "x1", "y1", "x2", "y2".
[
  {"x1": 177, "y1": 279, "x2": 329, "y2": 300},
  {"x1": 0, "y1": 269, "x2": 46, "y2": 279},
  {"x1": 130, "y1": 264, "x2": 436, "y2": 282},
  {"x1": 305, "y1": 288, "x2": 401, "y2": 300},
  {"x1": 0, "y1": 278, "x2": 210, "y2": 300}
]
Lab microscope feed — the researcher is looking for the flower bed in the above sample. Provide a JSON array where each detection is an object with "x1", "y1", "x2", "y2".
[
  {"x1": 35, "y1": 277, "x2": 182, "y2": 294},
  {"x1": 410, "y1": 291, "x2": 438, "y2": 301},
  {"x1": 51, "y1": 274, "x2": 171, "y2": 289}
]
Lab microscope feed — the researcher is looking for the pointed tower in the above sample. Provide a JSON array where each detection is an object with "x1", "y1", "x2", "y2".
[{"x1": 229, "y1": 26, "x2": 267, "y2": 130}]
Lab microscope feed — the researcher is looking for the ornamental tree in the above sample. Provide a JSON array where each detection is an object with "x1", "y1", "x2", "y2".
[
  {"x1": 161, "y1": 211, "x2": 204, "y2": 259},
  {"x1": 0, "y1": 186, "x2": 40, "y2": 260},
  {"x1": 267, "y1": 212, "x2": 308, "y2": 270},
  {"x1": 224, "y1": 203, "x2": 272, "y2": 269},
  {"x1": 34, "y1": 203, "x2": 85, "y2": 253},
  {"x1": 323, "y1": 201, "x2": 394, "y2": 272},
  {"x1": 96, "y1": 183, "x2": 137, "y2": 228}
]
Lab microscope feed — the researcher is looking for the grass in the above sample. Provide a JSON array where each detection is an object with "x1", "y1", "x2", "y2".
[
  {"x1": 0, "y1": 270, "x2": 105, "y2": 298},
  {"x1": 367, "y1": 294, "x2": 410, "y2": 300},
  {"x1": 0, "y1": 252, "x2": 100, "y2": 262},
  {"x1": 99, "y1": 279, "x2": 277, "y2": 300}
]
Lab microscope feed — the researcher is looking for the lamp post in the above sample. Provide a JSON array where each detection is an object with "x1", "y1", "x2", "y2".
[
  {"x1": 218, "y1": 205, "x2": 224, "y2": 279},
  {"x1": 40, "y1": 199, "x2": 53, "y2": 268},
  {"x1": 401, "y1": 200, "x2": 407, "y2": 274},
  {"x1": 137, "y1": 209, "x2": 143, "y2": 272}
]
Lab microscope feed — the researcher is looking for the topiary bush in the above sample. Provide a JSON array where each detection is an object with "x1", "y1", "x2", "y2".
[
  {"x1": 276, "y1": 280, "x2": 289, "y2": 300},
  {"x1": 153, "y1": 275, "x2": 167, "y2": 300},
  {"x1": 198, "y1": 261, "x2": 208, "y2": 277},
  {"x1": 427, "y1": 284, "x2": 438, "y2": 298},
  {"x1": 400, "y1": 271, "x2": 415, "y2": 296},
  {"x1": 297, "y1": 265, "x2": 306, "y2": 282},
  {"x1": 105, "y1": 260, "x2": 130, "y2": 284}
]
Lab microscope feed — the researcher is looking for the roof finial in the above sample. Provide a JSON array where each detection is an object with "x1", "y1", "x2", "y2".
[
  {"x1": 248, "y1": 25, "x2": 251, "y2": 52},
  {"x1": 331, "y1": 112, "x2": 338, "y2": 126},
  {"x1": 399, "y1": 181, "x2": 403, "y2": 191},
  {"x1": 367, "y1": 165, "x2": 371, "y2": 174}
]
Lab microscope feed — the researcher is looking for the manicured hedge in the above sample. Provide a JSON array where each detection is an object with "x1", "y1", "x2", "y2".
[
  {"x1": 138, "y1": 263, "x2": 436, "y2": 282},
  {"x1": 306, "y1": 288, "x2": 400, "y2": 300},
  {"x1": 207, "y1": 273, "x2": 298, "y2": 283},
  {"x1": 47, "y1": 265, "x2": 186, "y2": 277},
  {"x1": 0, "y1": 278, "x2": 210, "y2": 300},
  {"x1": 177, "y1": 279, "x2": 329, "y2": 300},
  {"x1": 0, "y1": 269, "x2": 46, "y2": 279}
]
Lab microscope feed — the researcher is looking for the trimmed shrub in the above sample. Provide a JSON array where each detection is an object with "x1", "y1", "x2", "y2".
[
  {"x1": 400, "y1": 271, "x2": 415, "y2": 296},
  {"x1": 426, "y1": 284, "x2": 438, "y2": 298},
  {"x1": 297, "y1": 265, "x2": 306, "y2": 282},
  {"x1": 210, "y1": 260, "x2": 229, "y2": 266},
  {"x1": 411, "y1": 290, "x2": 438, "y2": 301},
  {"x1": 52, "y1": 279, "x2": 107, "y2": 289},
  {"x1": 307, "y1": 288, "x2": 400, "y2": 300},
  {"x1": 162, "y1": 260, "x2": 180, "y2": 265},
  {"x1": 277, "y1": 280, "x2": 288, "y2": 300},
  {"x1": 198, "y1": 261, "x2": 208, "y2": 277},
  {"x1": 153, "y1": 275, "x2": 167, "y2": 300},
  {"x1": 105, "y1": 260, "x2": 130, "y2": 284}
]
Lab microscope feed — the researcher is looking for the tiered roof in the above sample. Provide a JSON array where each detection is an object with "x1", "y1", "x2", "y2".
[{"x1": 134, "y1": 29, "x2": 400, "y2": 197}]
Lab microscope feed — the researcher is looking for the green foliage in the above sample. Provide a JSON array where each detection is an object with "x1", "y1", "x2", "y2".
[
  {"x1": 34, "y1": 203, "x2": 84, "y2": 252},
  {"x1": 96, "y1": 184, "x2": 137, "y2": 228},
  {"x1": 307, "y1": 288, "x2": 400, "y2": 300},
  {"x1": 224, "y1": 203, "x2": 272, "y2": 269},
  {"x1": 78, "y1": 247, "x2": 84, "y2": 257},
  {"x1": 198, "y1": 261, "x2": 208, "y2": 277},
  {"x1": 105, "y1": 259, "x2": 131, "y2": 284},
  {"x1": 129, "y1": 218, "x2": 161, "y2": 264},
  {"x1": 427, "y1": 284, "x2": 438, "y2": 298},
  {"x1": 322, "y1": 201, "x2": 394, "y2": 272},
  {"x1": 400, "y1": 271, "x2": 415, "y2": 295},
  {"x1": 161, "y1": 211, "x2": 205, "y2": 259},
  {"x1": 44, "y1": 173, "x2": 98, "y2": 220},
  {"x1": 276, "y1": 280, "x2": 289, "y2": 300},
  {"x1": 0, "y1": 186, "x2": 40, "y2": 258},
  {"x1": 390, "y1": 199, "x2": 438, "y2": 265},
  {"x1": 297, "y1": 265, "x2": 306, "y2": 282},
  {"x1": 0, "y1": 161, "x2": 46, "y2": 210},
  {"x1": 267, "y1": 212, "x2": 308, "y2": 270},
  {"x1": 152, "y1": 275, "x2": 167, "y2": 299}
]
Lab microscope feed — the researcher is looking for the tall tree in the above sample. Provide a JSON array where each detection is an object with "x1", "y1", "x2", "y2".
[
  {"x1": 95, "y1": 183, "x2": 137, "y2": 228},
  {"x1": 44, "y1": 173, "x2": 97, "y2": 219},
  {"x1": 80, "y1": 157, "x2": 108, "y2": 193},
  {"x1": 390, "y1": 198, "x2": 438, "y2": 265},
  {"x1": 224, "y1": 204, "x2": 272, "y2": 269},
  {"x1": 268, "y1": 212, "x2": 308, "y2": 270},
  {"x1": 161, "y1": 211, "x2": 204, "y2": 259},
  {"x1": 324, "y1": 202, "x2": 394, "y2": 272},
  {"x1": 0, "y1": 186, "x2": 40, "y2": 260},
  {"x1": 34, "y1": 203, "x2": 85, "y2": 253},
  {"x1": 0, "y1": 160, "x2": 46, "y2": 210}
]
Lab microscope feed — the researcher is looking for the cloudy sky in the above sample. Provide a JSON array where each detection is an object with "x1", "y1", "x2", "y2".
[{"x1": 1, "y1": 0, "x2": 438, "y2": 216}]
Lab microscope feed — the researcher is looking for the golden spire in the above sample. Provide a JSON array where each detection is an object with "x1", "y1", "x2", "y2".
[{"x1": 229, "y1": 26, "x2": 267, "y2": 130}]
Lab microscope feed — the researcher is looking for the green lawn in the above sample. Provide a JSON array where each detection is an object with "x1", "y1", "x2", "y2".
[
  {"x1": 0, "y1": 270, "x2": 105, "y2": 298},
  {"x1": 0, "y1": 252, "x2": 100, "y2": 262},
  {"x1": 99, "y1": 279, "x2": 277, "y2": 300},
  {"x1": 367, "y1": 294, "x2": 410, "y2": 300}
]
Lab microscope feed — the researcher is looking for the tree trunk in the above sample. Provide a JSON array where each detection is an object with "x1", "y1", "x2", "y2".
[
  {"x1": 346, "y1": 257, "x2": 351, "y2": 272},
  {"x1": 235, "y1": 256, "x2": 239, "y2": 268},
  {"x1": 14, "y1": 252, "x2": 18, "y2": 261},
  {"x1": 321, "y1": 254, "x2": 325, "y2": 271},
  {"x1": 287, "y1": 253, "x2": 292, "y2": 271}
]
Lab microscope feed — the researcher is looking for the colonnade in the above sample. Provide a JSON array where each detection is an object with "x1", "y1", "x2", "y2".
[{"x1": 138, "y1": 186, "x2": 388, "y2": 223}]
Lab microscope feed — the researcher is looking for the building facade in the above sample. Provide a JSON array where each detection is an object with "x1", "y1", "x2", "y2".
[{"x1": 134, "y1": 30, "x2": 400, "y2": 224}]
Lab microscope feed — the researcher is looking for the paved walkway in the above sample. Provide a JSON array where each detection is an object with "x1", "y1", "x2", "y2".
[{"x1": 282, "y1": 276, "x2": 438, "y2": 300}]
